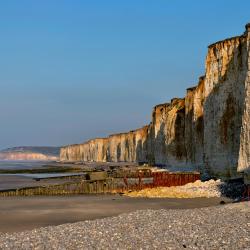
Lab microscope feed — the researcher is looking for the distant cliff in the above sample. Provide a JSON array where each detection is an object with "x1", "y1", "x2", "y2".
[
  {"x1": 0, "y1": 146, "x2": 60, "y2": 161},
  {"x1": 61, "y1": 24, "x2": 250, "y2": 179}
]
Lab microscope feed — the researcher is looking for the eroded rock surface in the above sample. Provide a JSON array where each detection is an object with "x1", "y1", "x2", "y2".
[{"x1": 61, "y1": 24, "x2": 250, "y2": 179}]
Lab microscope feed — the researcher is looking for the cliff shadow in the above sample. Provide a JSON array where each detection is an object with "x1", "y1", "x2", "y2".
[
  {"x1": 184, "y1": 78, "x2": 205, "y2": 172},
  {"x1": 135, "y1": 106, "x2": 187, "y2": 168}
]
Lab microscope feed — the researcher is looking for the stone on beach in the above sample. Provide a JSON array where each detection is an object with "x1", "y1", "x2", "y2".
[
  {"x1": 125, "y1": 179, "x2": 223, "y2": 198},
  {"x1": 0, "y1": 202, "x2": 249, "y2": 250}
]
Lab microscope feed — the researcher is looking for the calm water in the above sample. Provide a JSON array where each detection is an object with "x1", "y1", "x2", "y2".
[
  {"x1": 0, "y1": 173, "x2": 84, "y2": 179},
  {"x1": 0, "y1": 161, "x2": 86, "y2": 190},
  {"x1": 0, "y1": 161, "x2": 83, "y2": 179},
  {"x1": 0, "y1": 160, "x2": 51, "y2": 170}
]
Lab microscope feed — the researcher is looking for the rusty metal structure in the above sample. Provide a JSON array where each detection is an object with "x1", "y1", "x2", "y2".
[{"x1": 121, "y1": 171, "x2": 200, "y2": 191}]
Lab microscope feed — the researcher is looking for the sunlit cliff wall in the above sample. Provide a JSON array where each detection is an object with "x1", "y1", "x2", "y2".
[
  {"x1": 203, "y1": 25, "x2": 250, "y2": 178},
  {"x1": 60, "y1": 126, "x2": 149, "y2": 163},
  {"x1": 61, "y1": 24, "x2": 250, "y2": 179},
  {"x1": 238, "y1": 24, "x2": 250, "y2": 173}
]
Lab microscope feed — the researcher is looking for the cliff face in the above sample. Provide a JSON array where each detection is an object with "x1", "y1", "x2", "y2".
[
  {"x1": 238, "y1": 24, "x2": 250, "y2": 173},
  {"x1": 185, "y1": 77, "x2": 205, "y2": 168},
  {"x1": 60, "y1": 126, "x2": 149, "y2": 163},
  {"x1": 147, "y1": 99, "x2": 186, "y2": 167},
  {"x1": 61, "y1": 24, "x2": 250, "y2": 179},
  {"x1": 203, "y1": 28, "x2": 249, "y2": 178}
]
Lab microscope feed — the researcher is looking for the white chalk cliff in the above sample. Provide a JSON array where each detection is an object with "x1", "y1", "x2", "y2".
[{"x1": 60, "y1": 24, "x2": 250, "y2": 179}]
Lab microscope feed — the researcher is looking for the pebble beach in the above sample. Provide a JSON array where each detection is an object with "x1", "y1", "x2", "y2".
[
  {"x1": 0, "y1": 202, "x2": 249, "y2": 250},
  {"x1": 125, "y1": 179, "x2": 223, "y2": 198}
]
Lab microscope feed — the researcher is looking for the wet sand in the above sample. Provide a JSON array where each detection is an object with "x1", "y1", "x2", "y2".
[
  {"x1": 0, "y1": 175, "x2": 71, "y2": 190},
  {"x1": 0, "y1": 195, "x2": 231, "y2": 233}
]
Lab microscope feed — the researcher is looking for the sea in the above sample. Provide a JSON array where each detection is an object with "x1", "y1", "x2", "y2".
[
  {"x1": 0, "y1": 160, "x2": 49, "y2": 170},
  {"x1": 0, "y1": 160, "x2": 82, "y2": 190}
]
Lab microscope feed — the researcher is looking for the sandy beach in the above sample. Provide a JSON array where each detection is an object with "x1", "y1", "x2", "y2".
[
  {"x1": 0, "y1": 195, "x2": 231, "y2": 233},
  {"x1": 0, "y1": 201, "x2": 248, "y2": 250},
  {"x1": 0, "y1": 175, "x2": 72, "y2": 191}
]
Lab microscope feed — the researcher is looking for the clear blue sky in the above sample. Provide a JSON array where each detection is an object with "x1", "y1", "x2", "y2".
[{"x1": 0, "y1": 0, "x2": 249, "y2": 149}]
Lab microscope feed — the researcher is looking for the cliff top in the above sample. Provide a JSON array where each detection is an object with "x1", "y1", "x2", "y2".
[
  {"x1": 207, "y1": 23, "x2": 250, "y2": 48},
  {"x1": 186, "y1": 86, "x2": 197, "y2": 92},
  {"x1": 207, "y1": 34, "x2": 244, "y2": 49},
  {"x1": 109, "y1": 125, "x2": 149, "y2": 137},
  {"x1": 171, "y1": 98, "x2": 184, "y2": 105},
  {"x1": 153, "y1": 103, "x2": 170, "y2": 109},
  {"x1": 186, "y1": 75, "x2": 205, "y2": 92},
  {"x1": 207, "y1": 23, "x2": 250, "y2": 49},
  {"x1": 245, "y1": 23, "x2": 250, "y2": 29}
]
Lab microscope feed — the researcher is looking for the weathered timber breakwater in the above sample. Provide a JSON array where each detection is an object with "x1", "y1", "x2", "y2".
[
  {"x1": 0, "y1": 170, "x2": 200, "y2": 197},
  {"x1": 61, "y1": 24, "x2": 250, "y2": 181}
]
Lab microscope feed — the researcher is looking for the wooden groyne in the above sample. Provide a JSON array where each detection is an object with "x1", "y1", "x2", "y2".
[{"x1": 0, "y1": 171, "x2": 200, "y2": 197}]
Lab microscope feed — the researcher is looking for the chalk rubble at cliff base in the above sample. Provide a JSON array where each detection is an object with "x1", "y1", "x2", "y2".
[
  {"x1": 0, "y1": 202, "x2": 249, "y2": 250},
  {"x1": 125, "y1": 179, "x2": 223, "y2": 198}
]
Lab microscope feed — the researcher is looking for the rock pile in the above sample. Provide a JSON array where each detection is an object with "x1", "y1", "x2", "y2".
[{"x1": 125, "y1": 180, "x2": 223, "y2": 198}]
